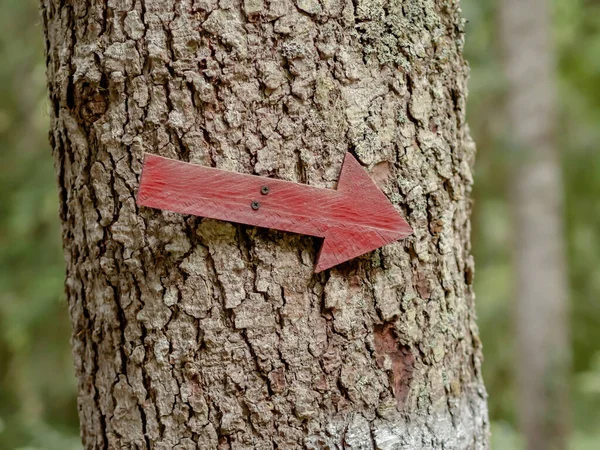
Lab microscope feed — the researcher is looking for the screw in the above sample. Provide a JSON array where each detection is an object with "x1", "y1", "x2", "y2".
[
  {"x1": 261, "y1": 185, "x2": 270, "y2": 195},
  {"x1": 251, "y1": 200, "x2": 260, "y2": 210}
]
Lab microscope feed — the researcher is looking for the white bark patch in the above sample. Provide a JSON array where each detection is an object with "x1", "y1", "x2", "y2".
[
  {"x1": 202, "y1": 10, "x2": 248, "y2": 57},
  {"x1": 124, "y1": 10, "x2": 145, "y2": 40}
]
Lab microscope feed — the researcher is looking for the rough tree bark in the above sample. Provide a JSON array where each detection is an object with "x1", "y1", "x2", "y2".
[
  {"x1": 41, "y1": 0, "x2": 488, "y2": 448},
  {"x1": 499, "y1": 1, "x2": 570, "y2": 449}
]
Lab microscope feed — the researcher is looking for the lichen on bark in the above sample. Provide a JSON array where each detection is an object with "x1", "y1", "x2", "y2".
[{"x1": 41, "y1": 0, "x2": 488, "y2": 448}]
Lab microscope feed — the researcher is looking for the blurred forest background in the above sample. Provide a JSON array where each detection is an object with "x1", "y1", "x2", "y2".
[{"x1": 0, "y1": 0, "x2": 599, "y2": 449}]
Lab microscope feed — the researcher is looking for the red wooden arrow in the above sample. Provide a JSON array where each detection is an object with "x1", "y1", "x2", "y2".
[{"x1": 137, "y1": 152, "x2": 412, "y2": 272}]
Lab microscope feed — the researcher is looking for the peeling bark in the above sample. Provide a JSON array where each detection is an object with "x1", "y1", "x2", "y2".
[{"x1": 41, "y1": 0, "x2": 488, "y2": 448}]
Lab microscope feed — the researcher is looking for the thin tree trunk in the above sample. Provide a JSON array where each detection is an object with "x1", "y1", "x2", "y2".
[
  {"x1": 41, "y1": 1, "x2": 488, "y2": 448},
  {"x1": 499, "y1": 1, "x2": 570, "y2": 449}
]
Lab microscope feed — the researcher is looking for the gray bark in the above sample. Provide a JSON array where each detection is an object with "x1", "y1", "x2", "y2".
[
  {"x1": 499, "y1": 0, "x2": 570, "y2": 449},
  {"x1": 41, "y1": 0, "x2": 488, "y2": 448}
]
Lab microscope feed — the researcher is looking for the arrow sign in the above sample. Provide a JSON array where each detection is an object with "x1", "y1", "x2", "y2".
[{"x1": 137, "y1": 152, "x2": 412, "y2": 272}]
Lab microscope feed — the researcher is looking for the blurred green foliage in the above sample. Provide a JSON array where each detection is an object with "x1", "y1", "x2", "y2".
[
  {"x1": 0, "y1": 1, "x2": 80, "y2": 449},
  {"x1": 0, "y1": 0, "x2": 598, "y2": 449},
  {"x1": 463, "y1": 0, "x2": 600, "y2": 447}
]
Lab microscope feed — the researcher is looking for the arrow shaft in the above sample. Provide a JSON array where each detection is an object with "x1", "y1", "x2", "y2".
[{"x1": 139, "y1": 154, "x2": 355, "y2": 238}]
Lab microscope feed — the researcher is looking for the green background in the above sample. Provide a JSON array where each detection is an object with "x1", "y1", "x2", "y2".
[{"x1": 0, "y1": 1, "x2": 598, "y2": 448}]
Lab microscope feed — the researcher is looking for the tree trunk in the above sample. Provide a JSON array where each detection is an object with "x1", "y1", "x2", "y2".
[
  {"x1": 41, "y1": 0, "x2": 488, "y2": 448},
  {"x1": 499, "y1": 1, "x2": 570, "y2": 449}
]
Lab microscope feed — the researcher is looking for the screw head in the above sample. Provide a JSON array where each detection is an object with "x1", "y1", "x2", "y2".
[
  {"x1": 261, "y1": 185, "x2": 270, "y2": 195},
  {"x1": 251, "y1": 200, "x2": 260, "y2": 210}
]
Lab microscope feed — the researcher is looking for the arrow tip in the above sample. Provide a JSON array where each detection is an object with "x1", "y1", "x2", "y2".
[{"x1": 314, "y1": 153, "x2": 412, "y2": 272}]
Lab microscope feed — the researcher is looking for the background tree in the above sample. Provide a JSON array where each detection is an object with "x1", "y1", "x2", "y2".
[
  {"x1": 464, "y1": 0, "x2": 600, "y2": 448},
  {"x1": 499, "y1": 0, "x2": 570, "y2": 449},
  {"x1": 39, "y1": 0, "x2": 488, "y2": 448}
]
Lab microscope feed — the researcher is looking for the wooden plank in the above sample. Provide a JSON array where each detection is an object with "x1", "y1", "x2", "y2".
[{"x1": 137, "y1": 153, "x2": 412, "y2": 272}]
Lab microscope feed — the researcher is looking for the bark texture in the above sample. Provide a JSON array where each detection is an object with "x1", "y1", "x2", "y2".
[
  {"x1": 499, "y1": 1, "x2": 570, "y2": 449},
  {"x1": 41, "y1": 0, "x2": 488, "y2": 448}
]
